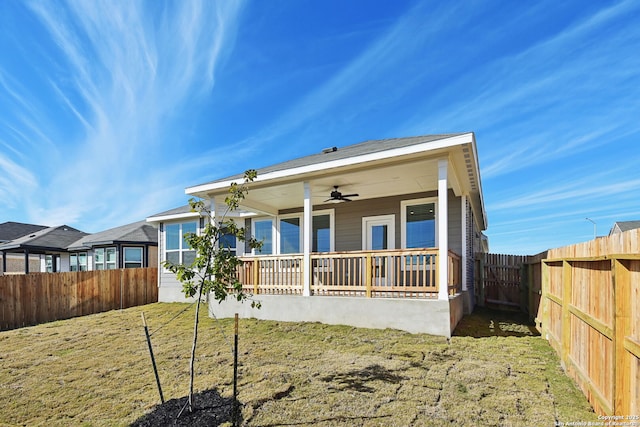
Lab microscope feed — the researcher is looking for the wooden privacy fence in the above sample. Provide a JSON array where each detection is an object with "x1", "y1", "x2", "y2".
[
  {"x1": 0, "y1": 268, "x2": 158, "y2": 331},
  {"x1": 541, "y1": 229, "x2": 640, "y2": 416},
  {"x1": 477, "y1": 253, "x2": 530, "y2": 311}
]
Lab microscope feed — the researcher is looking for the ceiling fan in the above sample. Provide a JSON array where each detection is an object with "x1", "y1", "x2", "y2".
[{"x1": 325, "y1": 186, "x2": 359, "y2": 203}]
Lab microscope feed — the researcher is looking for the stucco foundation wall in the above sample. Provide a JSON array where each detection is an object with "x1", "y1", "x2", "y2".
[
  {"x1": 209, "y1": 295, "x2": 453, "y2": 337},
  {"x1": 159, "y1": 285, "x2": 199, "y2": 303}
]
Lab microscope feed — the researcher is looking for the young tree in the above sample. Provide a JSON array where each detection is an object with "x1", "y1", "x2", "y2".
[{"x1": 163, "y1": 169, "x2": 261, "y2": 413}]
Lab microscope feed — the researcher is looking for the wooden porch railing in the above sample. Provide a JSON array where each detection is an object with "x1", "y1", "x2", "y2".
[{"x1": 237, "y1": 248, "x2": 462, "y2": 299}]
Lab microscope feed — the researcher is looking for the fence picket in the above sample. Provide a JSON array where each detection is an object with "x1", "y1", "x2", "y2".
[{"x1": 0, "y1": 268, "x2": 158, "y2": 331}]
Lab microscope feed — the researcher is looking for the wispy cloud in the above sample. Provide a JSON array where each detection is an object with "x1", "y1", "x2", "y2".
[{"x1": 3, "y1": 0, "x2": 245, "y2": 229}]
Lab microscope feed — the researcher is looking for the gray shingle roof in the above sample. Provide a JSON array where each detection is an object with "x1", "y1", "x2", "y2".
[
  {"x1": 67, "y1": 220, "x2": 158, "y2": 250},
  {"x1": 0, "y1": 225, "x2": 87, "y2": 252},
  {"x1": 611, "y1": 220, "x2": 640, "y2": 234},
  {"x1": 0, "y1": 221, "x2": 49, "y2": 242},
  {"x1": 192, "y1": 133, "x2": 467, "y2": 187},
  {"x1": 148, "y1": 204, "x2": 194, "y2": 218}
]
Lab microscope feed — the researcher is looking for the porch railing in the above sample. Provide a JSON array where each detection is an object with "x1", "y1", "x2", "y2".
[{"x1": 237, "y1": 248, "x2": 462, "y2": 299}]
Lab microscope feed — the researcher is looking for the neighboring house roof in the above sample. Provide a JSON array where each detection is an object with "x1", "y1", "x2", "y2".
[
  {"x1": 609, "y1": 220, "x2": 640, "y2": 235},
  {"x1": 0, "y1": 221, "x2": 49, "y2": 243},
  {"x1": 67, "y1": 220, "x2": 158, "y2": 251},
  {"x1": 0, "y1": 225, "x2": 87, "y2": 253}
]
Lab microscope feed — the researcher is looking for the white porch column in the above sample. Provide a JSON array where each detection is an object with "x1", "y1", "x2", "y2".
[
  {"x1": 438, "y1": 159, "x2": 449, "y2": 301},
  {"x1": 302, "y1": 182, "x2": 312, "y2": 296},
  {"x1": 461, "y1": 195, "x2": 468, "y2": 292}
]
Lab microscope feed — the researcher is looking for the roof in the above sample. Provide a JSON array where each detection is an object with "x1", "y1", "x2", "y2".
[
  {"x1": 146, "y1": 204, "x2": 205, "y2": 223},
  {"x1": 181, "y1": 132, "x2": 486, "y2": 230},
  {"x1": 610, "y1": 220, "x2": 640, "y2": 235},
  {"x1": 67, "y1": 220, "x2": 158, "y2": 251},
  {"x1": 190, "y1": 133, "x2": 467, "y2": 188},
  {"x1": 0, "y1": 221, "x2": 49, "y2": 242},
  {"x1": 0, "y1": 225, "x2": 87, "y2": 253}
]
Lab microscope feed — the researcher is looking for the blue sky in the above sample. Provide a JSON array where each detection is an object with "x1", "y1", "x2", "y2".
[{"x1": 1, "y1": 0, "x2": 638, "y2": 255}]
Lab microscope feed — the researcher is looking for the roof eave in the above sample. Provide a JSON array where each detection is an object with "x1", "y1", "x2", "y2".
[{"x1": 186, "y1": 133, "x2": 475, "y2": 198}]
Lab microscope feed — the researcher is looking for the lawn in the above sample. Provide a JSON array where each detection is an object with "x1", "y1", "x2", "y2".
[{"x1": 0, "y1": 303, "x2": 597, "y2": 426}]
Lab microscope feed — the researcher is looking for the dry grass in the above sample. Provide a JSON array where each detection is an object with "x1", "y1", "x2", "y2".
[{"x1": 0, "y1": 303, "x2": 597, "y2": 426}]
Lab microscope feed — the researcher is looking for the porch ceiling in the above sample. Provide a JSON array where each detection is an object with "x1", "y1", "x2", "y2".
[{"x1": 229, "y1": 157, "x2": 444, "y2": 214}]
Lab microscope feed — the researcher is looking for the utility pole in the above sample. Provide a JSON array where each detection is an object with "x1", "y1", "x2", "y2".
[{"x1": 585, "y1": 217, "x2": 596, "y2": 240}]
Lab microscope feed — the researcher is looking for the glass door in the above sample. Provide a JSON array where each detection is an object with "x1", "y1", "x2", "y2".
[{"x1": 363, "y1": 215, "x2": 395, "y2": 285}]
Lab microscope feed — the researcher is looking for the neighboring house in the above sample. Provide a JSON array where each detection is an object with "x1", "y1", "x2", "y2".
[
  {"x1": 147, "y1": 133, "x2": 488, "y2": 337},
  {"x1": 0, "y1": 225, "x2": 87, "y2": 274},
  {"x1": 0, "y1": 222, "x2": 49, "y2": 274},
  {"x1": 0, "y1": 220, "x2": 158, "y2": 274},
  {"x1": 609, "y1": 220, "x2": 640, "y2": 236},
  {"x1": 66, "y1": 220, "x2": 158, "y2": 271}
]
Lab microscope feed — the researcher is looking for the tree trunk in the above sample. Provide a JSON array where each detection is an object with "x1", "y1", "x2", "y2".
[{"x1": 188, "y1": 285, "x2": 204, "y2": 412}]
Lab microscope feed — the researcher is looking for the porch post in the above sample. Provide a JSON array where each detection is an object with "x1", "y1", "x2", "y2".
[
  {"x1": 2, "y1": 250, "x2": 6, "y2": 273},
  {"x1": 438, "y1": 159, "x2": 449, "y2": 300},
  {"x1": 460, "y1": 196, "x2": 468, "y2": 292},
  {"x1": 24, "y1": 249, "x2": 30, "y2": 274},
  {"x1": 302, "y1": 182, "x2": 312, "y2": 296}
]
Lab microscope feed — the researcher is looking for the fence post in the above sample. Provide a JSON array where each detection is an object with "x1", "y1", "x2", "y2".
[
  {"x1": 612, "y1": 257, "x2": 630, "y2": 415},
  {"x1": 478, "y1": 254, "x2": 485, "y2": 307},
  {"x1": 253, "y1": 259, "x2": 259, "y2": 295},
  {"x1": 365, "y1": 254, "x2": 372, "y2": 298},
  {"x1": 541, "y1": 260, "x2": 549, "y2": 340},
  {"x1": 560, "y1": 260, "x2": 572, "y2": 370}
]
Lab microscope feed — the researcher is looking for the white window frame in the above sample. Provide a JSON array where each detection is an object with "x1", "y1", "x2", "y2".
[
  {"x1": 70, "y1": 252, "x2": 88, "y2": 272},
  {"x1": 400, "y1": 197, "x2": 438, "y2": 249},
  {"x1": 164, "y1": 221, "x2": 198, "y2": 269},
  {"x1": 252, "y1": 217, "x2": 276, "y2": 255},
  {"x1": 219, "y1": 219, "x2": 239, "y2": 256},
  {"x1": 278, "y1": 213, "x2": 303, "y2": 255},
  {"x1": 312, "y1": 209, "x2": 335, "y2": 253},
  {"x1": 95, "y1": 247, "x2": 117, "y2": 270}
]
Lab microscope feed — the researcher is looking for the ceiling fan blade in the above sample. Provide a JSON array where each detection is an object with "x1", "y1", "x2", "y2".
[{"x1": 341, "y1": 193, "x2": 359, "y2": 198}]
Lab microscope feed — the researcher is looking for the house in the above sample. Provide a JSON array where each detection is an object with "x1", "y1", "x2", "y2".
[
  {"x1": 0, "y1": 220, "x2": 158, "y2": 274},
  {"x1": 0, "y1": 222, "x2": 49, "y2": 274},
  {"x1": 147, "y1": 133, "x2": 488, "y2": 337},
  {"x1": 0, "y1": 225, "x2": 87, "y2": 274},
  {"x1": 609, "y1": 220, "x2": 640, "y2": 236},
  {"x1": 66, "y1": 220, "x2": 158, "y2": 271}
]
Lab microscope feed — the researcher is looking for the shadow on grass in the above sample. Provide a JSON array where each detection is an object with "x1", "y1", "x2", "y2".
[
  {"x1": 320, "y1": 363, "x2": 406, "y2": 393},
  {"x1": 453, "y1": 307, "x2": 540, "y2": 338},
  {"x1": 130, "y1": 388, "x2": 240, "y2": 427}
]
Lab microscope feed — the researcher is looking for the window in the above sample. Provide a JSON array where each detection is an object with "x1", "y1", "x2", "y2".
[
  {"x1": 313, "y1": 214, "x2": 331, "y2": 252},
  {"x1": 95, "y1": 247, "x2": 117, "y2": 270},
  {"x1": 70, "y1": 252, "x2": 88, "y2": 272},
  {"x1": 280, "y1": 217, "x2": 301, "y2": 254},
  {"x1": 165, "y1": 222, "x2": 197, "y2": 266},
  {"x1": 253, "y1": 219, "x2": 273, "y2": 255},
  {"x1": 124, "y1": 247, "x2": 143, "y2": 268},
  {"x1": 45, "y1": 255, "x2": 54, "y2": 273},
  {"x1": 402, "y1": 199, "x2": 437, "y2": 249},
  {"x1": 220, "y1": 227, "x2": 237, "y2": 256}
]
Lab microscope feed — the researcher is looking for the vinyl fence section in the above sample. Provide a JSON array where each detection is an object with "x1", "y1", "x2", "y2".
[
  {"x1": 541, "y1": 229, "x2": 640, "y2": 416},
  {"x1": 0, "y1": 268, "x2": 158, "y2": 330}
]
